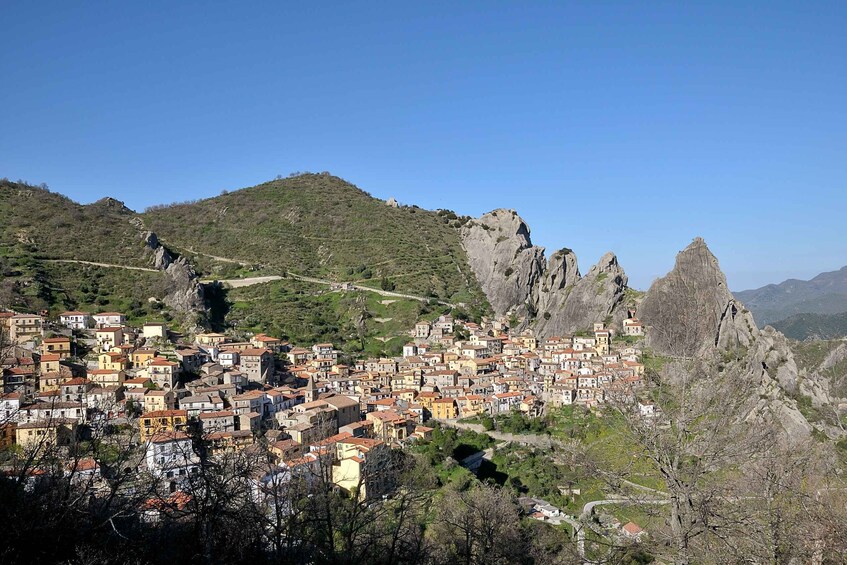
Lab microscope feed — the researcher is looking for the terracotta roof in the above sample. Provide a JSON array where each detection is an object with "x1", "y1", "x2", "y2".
[
  {"x1": 149, "y1": 431, "x2": 190, "y2": 443},
  {"x1": 143, "y1": 409, "x2": 187, "y2": 418}
]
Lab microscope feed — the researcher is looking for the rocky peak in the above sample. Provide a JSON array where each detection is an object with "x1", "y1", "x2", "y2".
[
  {"x1": 460, "y1": 210, "x2": 629, "y2": 336},
  {"x1": 640, "y1": 238, "x2": 756, "y2": 357},
  {"x1": 90, "y1": 197, "x2": 132, "y2": 214},
  {"x1": 533, "y1": 251, "x2": 628, "y2": 337},
  {"x1": 460, "y1": 210, "x2": 546, "y2": 316}
]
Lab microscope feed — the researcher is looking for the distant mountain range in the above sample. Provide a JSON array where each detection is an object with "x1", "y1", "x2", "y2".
[{"x1": 736, "y1": 266, "x2": 847, "y2": 339}]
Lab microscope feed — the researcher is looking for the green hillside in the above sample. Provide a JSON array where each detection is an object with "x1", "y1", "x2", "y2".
[
  {"x1": 773, "y1": 311, "x2": 847, "y2": 341},
  {"x1": 227, "y1": 276, "x2": 452, "y2": 357},
  {"x1": 0, "y1": 180, "x2": 152, "y2": 267},
  {"x1": 0, "y1": 175, "x2": 489, "y2": 345},
  {"x1": 142, "y1": 173, "x2": 485, "y2": 304},
  {"x1": 0, "y1": 180, "x2": 174, "y2": 319}
]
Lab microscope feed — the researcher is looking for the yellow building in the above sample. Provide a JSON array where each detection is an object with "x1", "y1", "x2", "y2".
[
  {"x1": 95, "y1": 327, "x2": 123, "y2": 351},
  {"x1": 196, "y1": 333, "x2": 228, "y2": 347},
  {"x1": 39, "y1": 354, "x2": 62, "y2": 374},
  {"x1": 131, "y1": 349, "x2": 157, "y2": 368},
  {"x1": 140, "y1": 409, "x2": 188, "y2": 442},
  {"x1": 143, "y1": 390, "x2": 176, "y2": 413},
  {"x1": 98, "y1": 352, "x2": 129, "y2": 371},
  {"x1": 366, "y1": 410, "x2": 412, "y2": 442},
  {"x1": 42, "y1": 336, "x2": 72, "y2": 359},
  {"x1": 16, "y1": 420, "x2": 74, "y2": 450},
  {"x1": 457, "y1": 395, "x2": 485, "y2": 418},
  {"x1": 332, "y1": 437, "x2": 389, "y2": 500},
  {"x1": 594, "y1": 330, "x2": 611, "y2": 355},
  {"x1": 415, "y1": 392, "x2": 441, "y2": 413},
  {"x1": 39, "y1": 371, "x2": 68, "y2": 392},
  {"x1": 431, "y1": 398, "x2": 458, "y2": 420}
]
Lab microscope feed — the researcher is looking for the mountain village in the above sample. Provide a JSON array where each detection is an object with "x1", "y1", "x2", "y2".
[{"x1": 0, "y1": 306, "x2": 649, "y2": 506}]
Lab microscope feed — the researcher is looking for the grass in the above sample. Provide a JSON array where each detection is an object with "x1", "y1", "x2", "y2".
[
  {"x1": 143, "y1": 173, "x2": 490, "y2": 306},
  {"x1": 0, "y1": 177, "x2": 491, "y2": 347},
  {"x1": 226, "y1": 276, "x2": 457, "y2": 354}
]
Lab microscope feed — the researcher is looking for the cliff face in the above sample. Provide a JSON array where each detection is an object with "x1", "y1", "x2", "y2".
[
  {"x1": 460, "y1": 210, "x2": 546, "y2": 317},
  {"x1": 640, "y1": 238, "x2": 756, "y2": 357},
  {"x1": 461, "y1": 210, "x2": 628, "y2": 336},
  {"x1": 533, "y1": 251, "x2": 628, "y2": 336}
]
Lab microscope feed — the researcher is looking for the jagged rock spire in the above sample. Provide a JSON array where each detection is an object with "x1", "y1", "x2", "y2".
[{"x1": 640, "y1": 237, "x2": 756, "y2": 357}]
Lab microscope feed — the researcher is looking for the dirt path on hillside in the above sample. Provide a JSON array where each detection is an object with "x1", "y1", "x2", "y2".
[{"x1": 43, "y1": 259, "x2": 159, "y2": 273}]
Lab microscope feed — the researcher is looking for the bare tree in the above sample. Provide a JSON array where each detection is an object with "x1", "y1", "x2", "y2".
[{"x1": 428, "y1": 483, "x2": 527, "y2": 565}]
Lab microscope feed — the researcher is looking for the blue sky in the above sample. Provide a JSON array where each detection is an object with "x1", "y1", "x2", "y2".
[{"x1": 2, "y1": 2, "x2": 845, "y2": 290}]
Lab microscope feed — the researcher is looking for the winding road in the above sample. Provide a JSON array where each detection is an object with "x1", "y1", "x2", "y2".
[{"x1": 207, "y1": 271, "x2": 458, "y2": 307}]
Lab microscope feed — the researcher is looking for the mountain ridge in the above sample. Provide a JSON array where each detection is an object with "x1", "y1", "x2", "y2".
[{"x1": 736, "y1": 265, "x2": 847, "y2": 327}]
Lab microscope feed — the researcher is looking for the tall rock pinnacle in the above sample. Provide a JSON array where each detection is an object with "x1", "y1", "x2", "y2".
[{"x1": 640, "y1": 237, "x2": 756, "y2": 357}]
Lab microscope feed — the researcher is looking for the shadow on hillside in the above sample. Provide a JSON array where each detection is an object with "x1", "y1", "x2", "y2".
[{"x1": 203, "y1": 281, "x2": 230, "y2": 331}]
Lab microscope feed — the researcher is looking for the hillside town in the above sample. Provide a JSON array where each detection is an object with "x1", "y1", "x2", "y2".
[{"x1": 0, "y1": 306, "x2": 647, "y2": 505}]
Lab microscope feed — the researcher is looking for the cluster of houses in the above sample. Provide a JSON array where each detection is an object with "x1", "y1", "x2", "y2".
[{"x1": 0, "y1": 306, "x2": 647, "y2": 503}]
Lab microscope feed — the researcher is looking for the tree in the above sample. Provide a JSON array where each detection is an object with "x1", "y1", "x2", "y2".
[
  {"x1": 429, "y1": 483, "x2": 527, "y2": 564},
  {"x1": 578, "y1": 358, "x2": 775, "y2": 564}
]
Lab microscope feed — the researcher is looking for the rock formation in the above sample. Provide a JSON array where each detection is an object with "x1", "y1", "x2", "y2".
[
  {"x1": 460, "y1": 210, "x2": 546, "y2": 317},
  {"x1": 640, "y1": 237, "x2": 756, "y2": 357},
  {"x1": 533, "y1": 251, "x2": 628, "y2": 336},
  {"x1": 142, "y1": 231, "x2": 207, "y2": 328},
  {"x1": 460, "y1": 209, "x2": 628, "y2": 336},
  {"x1": 640, "y1": 237, "x2": 829, "y2": 439}
]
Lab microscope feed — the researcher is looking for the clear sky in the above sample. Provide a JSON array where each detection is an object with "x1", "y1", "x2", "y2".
[{"x1": 2, "y1": 2, "x2": 845, "y2": 290}]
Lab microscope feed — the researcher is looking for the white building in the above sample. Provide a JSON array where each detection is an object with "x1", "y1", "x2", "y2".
[
  {"x1": 59, "y1": 311, "x2": 91, "y2": 330},
  {"x1": 145, "y1": 432, "x2": 199, "y2": 479},
  {"x1": 93, "y1": 312, "x2": 126, "y2": 329}
]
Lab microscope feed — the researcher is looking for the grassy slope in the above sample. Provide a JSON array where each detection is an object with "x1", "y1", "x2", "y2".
[
  {"x1": 227, "y1": 277, "x2": 451, "y2": 355},
  {"x1": 1, "y1": 175, "x2": 490, "y2": 346},
  {"x1": 0, "y1": 180, "x2": 175, "y2": 318},
  {"x1": 0, "y1": 181, "x2": 153, "y2": 267},
  {"x1": 142, "y1": 173, "x2": 487, "y2": 305}
]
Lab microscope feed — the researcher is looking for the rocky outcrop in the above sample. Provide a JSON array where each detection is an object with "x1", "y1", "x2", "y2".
[
  {"x1": 752, "y1": 326, "x2": 830, "y2": 407},
  {"x1": 142, "y1": 231, "x2": 207, "y2": 328},
  {"x1": 533, "y1": 251, "x2": 628, "y2": 336},
  {"x1": 639, "y1": 237, "x2": 833, "y2": 439},
  {"x1": 460, "y1": 210, "x2": 628, "y2": 336},
  {"x1": 460, "y1": 210, "x2": 546, "y2": 317},
  {"x1": 640, "y1": 238, "x2": 756, "y2": 357}
]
